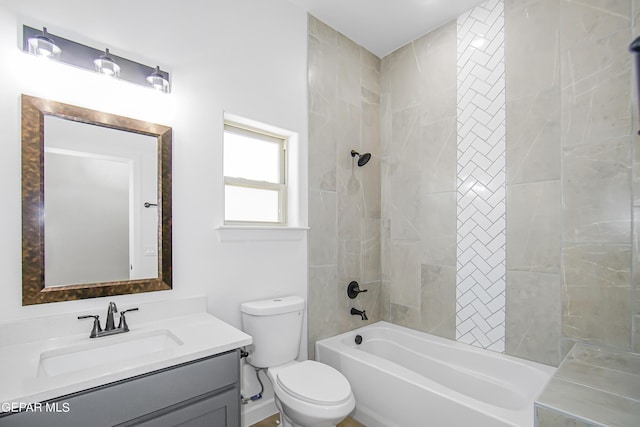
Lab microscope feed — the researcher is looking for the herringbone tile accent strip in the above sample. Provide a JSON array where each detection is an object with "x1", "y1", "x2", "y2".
[{"x1": 455, "y1": 0, "x2": 506, "y2": 352}]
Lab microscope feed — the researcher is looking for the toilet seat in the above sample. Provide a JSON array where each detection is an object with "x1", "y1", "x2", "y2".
[{"x1": 276, "y1": 360, "x2": 352, "y2": 406}]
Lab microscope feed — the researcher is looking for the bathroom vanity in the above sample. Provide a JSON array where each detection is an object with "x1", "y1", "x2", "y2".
[{"x1": 0, "y1": 297, "x2": 252, "y2": 427}]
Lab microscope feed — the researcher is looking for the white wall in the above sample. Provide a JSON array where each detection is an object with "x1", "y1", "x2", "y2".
[{"x1": 0, "y1": 0, "x2": 307, "y2": 348}]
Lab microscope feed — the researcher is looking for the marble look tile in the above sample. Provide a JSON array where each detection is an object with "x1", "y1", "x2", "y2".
[
  {"x1": 361, "y1": 86, "x2": 379, "y2": 106},
  {"x1": 562, "y1": 243, "x2": 631, "y2": 349},
  {"x1": 634, "y1": 315, "x2": 640, "y2": 353},
  {"x1": 308, "y1": 264, "x2": 339, "y2": 358},
  {"x1": 535, "y1": 406, "x2": 598, "y2": 427},
  {"x1": 420, "y1": 264, "x2": 456, "y2": 339},
  {"x1": 308, "y1": 15, "x2": 337, "y2": 46},
  {"x1": 560, "y1": 338, "x2": 576, "y2": 360},
  {"x1": 633, "y1": 208, "x2": 640, "y2": 340},
  {"x1": 506, "y1": 180, "x2": 560, "y2": 273},
  {"x1": 415, "y1": 21, "x2": 456, "y2": 106},
  {"x1": 567, "y1": 345, "x2": 640, "y2": 376},
  {"x1": 380, "y1": 218, "x2": 391, "y2": 282},
  {"x1": 308, "y1": 190, "x2": 337, "y2": 266},
  {"x1": 390, "y1": 303, "x2": 420, "y2": 330},
  {"x1": 634, "y1": 132, "x2": 640, "y2": 206},
  {"x1": 361, "y1": 62, "x2": 380, "y2": 97},
  {"x1": 560, "y1": 0, "x2": 631, "y2": 52},
  {"x1": 415, "y1": 22, "x2": 456, "y2": 128},
  {"x1": 506, "y1": 271, "x2": 561, "y2": 366},
  {"x1": 389, "y1": 241, "x2": 421, "y2": 309},
  {"x1": 308, "y1": 111, "x2": 337, "y2": 191},
  {"x1": 362, "y1": 219, "x2": 381, "y2": 284},
  {"x1": 361, "y1": 102, "x2": 381, "y2": 219},
  {"x1": 561, "y1": 64, "x2": 632, "y2": 148},
  {"x1": 419, "y1": 191, "x2": 456, "y2": 267},
  {"x1": 387, "y1": 42, "x2": 422, "y2": 111},
  {"x1": 338, "y1": 239, "x2": 361, "y2": 282},
  {"x1": 506, "y1": 89, "x2": 560, "y2": 184},
  {"x1": 391, "y1": 106, "x2": 420, "y2": 167},
  {"x1": 308, "y1": 35, "x2": 337, "y2": 118},
  {"x1": 560, "y1": 4, "x2": 631, "y2": 148},
  {"x1": 361, "y1": 46, "x2": 381, "y2": 72},
  {"x1": 388, "y1": 107, "x2": 421, "y2": 240},
  {"x1": 562, "y1": 138, "x2": 631, "y2": 243},
  {"x1": 337, "y1": 186, "x2": 363, "y2": 243},
  {"x1": 337, "y1": 33, "x2": 361, "y2": 106},
  {"x1": 380, "y1": 280, "x2": 391, "y2": 321},
  {"x1": 505, "y1": 0, "x2": 560, "y2": 100},
  {"x1": 420, "y1": 117, "x2": 457, "y2": 194},
  {"x1": 537, "y1": 377, "x2": 640, "y2": 427},
  {"x1": 557, "y1": 358, "x2": 640, "y2": 401},
  {"x1": 337, "y1": 101, "x2": 362, "y2": 173},
  {"x1": 538, "y1": 343, "x2": 640, "y2": 427},
  {"x1": 388, "y1": 164, "x2": 420, "y2": 240}
]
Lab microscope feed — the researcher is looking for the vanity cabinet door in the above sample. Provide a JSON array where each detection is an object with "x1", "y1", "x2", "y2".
[{"x1": 0, "y1": 350, "x2": 240, "y2": 427}]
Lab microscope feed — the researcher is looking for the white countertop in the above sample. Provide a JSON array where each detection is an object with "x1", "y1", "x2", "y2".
[{"x1": 0, "y1": 297, "x2": 252, "y2": 410}]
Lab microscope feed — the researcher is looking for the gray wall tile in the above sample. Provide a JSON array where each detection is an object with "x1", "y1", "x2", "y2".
[
  {"x1": 421, "y1": 264, "x2": 456, "y2": 339},
  {"x1": 562, "y1": 243, "x2": 631, "y2": 349},
  {"x1": 507, "y1": 180, "x2": 561, "y2": 273},
  {"x1": 506, "y1": 271, "x2": 561, "y2": 366}
]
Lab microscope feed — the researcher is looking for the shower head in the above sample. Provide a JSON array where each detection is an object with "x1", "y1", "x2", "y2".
[{"x1": 351, "y1": 150, "x2": 371, "y2": 167}]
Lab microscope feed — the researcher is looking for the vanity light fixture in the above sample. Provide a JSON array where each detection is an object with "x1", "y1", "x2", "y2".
[
  {"x1": 22, "y1": 25, "x2": 171, "y2": 93},
  {"x1": 146, "y1": 66, "x2": 170, "y2": 93},
  {"x1": 94, "y1": 48, "x2": 120, "y2": 77},
  {"x1": 27, "y1": 27, "x2": 61, "y2": 58}
]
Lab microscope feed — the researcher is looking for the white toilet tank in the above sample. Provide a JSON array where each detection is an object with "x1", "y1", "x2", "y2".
[{"x1": 240, "y1": 296, "x2": 305, "y2": 368}]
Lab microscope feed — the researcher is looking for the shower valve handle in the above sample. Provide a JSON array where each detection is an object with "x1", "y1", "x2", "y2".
[{"x1": 347, "y1": 281, "x2": 368, "y2": 299}]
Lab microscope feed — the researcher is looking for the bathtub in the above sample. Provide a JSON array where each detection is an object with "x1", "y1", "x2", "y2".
[{"x1": 316, "y1": 321, "x2": 555, "y2": 427}]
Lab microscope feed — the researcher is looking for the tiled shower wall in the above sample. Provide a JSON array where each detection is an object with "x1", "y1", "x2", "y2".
[
  {"x1": 307, "y1": 16, "x2": 382, "y2": 358},
  {"x1": 455, "y1": 0, "x2": 507, "y2": 351},
  {"x1": 309, "y1": 0, "x2": 639, "y2": 365}
]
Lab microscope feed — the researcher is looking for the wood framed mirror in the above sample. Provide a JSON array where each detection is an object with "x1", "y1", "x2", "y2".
[{"x1": 22, "y1": 94, "x2": 172, "y2": 305}]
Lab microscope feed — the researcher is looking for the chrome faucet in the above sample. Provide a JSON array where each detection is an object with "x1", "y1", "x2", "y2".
[
  {"x1": 350, "y1": 307, "x2": 368, "y2": 320},
  {"x1": 78, "y1": 301, "x2": 139, "y2": 338}
]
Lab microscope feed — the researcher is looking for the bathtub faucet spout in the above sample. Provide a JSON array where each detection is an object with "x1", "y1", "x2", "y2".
[{"x1": 350, "y1": 307, "x2": 368, "y2": 320}]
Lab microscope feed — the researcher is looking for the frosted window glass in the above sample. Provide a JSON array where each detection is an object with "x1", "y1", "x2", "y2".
[
  {"x1": 224, "y1": 131, "x2": 281, "y2": 183},
  {"x1": 225, "y1": 185, "x2": 279, "y2": 223}
]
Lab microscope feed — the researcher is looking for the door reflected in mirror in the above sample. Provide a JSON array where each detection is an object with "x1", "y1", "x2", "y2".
[{"x1": 44, "y1": 116, "x2": 158, "y2": 287}]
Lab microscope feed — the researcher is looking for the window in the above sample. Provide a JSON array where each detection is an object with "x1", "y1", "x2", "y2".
[{"x1": 224, "y1": 122, "x2": 287, "y2": 225}]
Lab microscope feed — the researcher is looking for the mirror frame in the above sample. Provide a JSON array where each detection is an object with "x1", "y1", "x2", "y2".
[{"x1": 21, "y1": 94, "x2": 172, "y2": 305}]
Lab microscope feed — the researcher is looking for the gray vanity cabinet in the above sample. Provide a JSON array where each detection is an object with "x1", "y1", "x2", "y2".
[{"x1": 0, "y1": 350, "x2": 240, "y2": 427}]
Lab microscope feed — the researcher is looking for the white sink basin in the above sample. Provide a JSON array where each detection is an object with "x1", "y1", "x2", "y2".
[{"x1": 38, "y1": 330, "x2": 183, "y2": 377}]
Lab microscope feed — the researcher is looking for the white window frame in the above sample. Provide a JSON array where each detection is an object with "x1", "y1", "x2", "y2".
[{"x1": 223, "y1": 122, "x2": 288, "y2": 226}]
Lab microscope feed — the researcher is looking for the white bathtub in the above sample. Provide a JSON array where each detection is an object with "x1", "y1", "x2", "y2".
[{"x1": 316, "y1": 321, "x2": 555, "y2": 427}]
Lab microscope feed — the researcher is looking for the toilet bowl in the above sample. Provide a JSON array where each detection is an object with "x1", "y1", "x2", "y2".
[
  {"x1": 240, "y1": 296, "x2": 355, "y2": 427},
  {"x1": 268, "y1": 360, "x2": 355, "y2": 427}
]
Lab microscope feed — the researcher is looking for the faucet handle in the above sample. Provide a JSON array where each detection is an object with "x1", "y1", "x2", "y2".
[
  {"x1": 347, "y1": 281, "x2": 368, "y2": 299},
  {"x1": 117, "y1": 308, "x2": 139, "y2": 332},
  {"x1": 78, "y1": 315, "x2": 102, "y2": 338}
]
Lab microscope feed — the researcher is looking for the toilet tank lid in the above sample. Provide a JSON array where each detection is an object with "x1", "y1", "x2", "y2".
[{"x1": 240, "y1": 296, "x2": 305, "y2": 316}]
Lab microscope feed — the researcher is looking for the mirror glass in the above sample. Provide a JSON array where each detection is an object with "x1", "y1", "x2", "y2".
[
  {"x1": 22, "y1": 95, "x2": 172, "y2": 305},
  {"x1": 44, "y1": 116, "x2": 158, "y2": 287}
]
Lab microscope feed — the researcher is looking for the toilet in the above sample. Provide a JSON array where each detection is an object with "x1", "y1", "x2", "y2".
[{"x1": 240, "y1": 296, "x2": 355, "y2": 427}]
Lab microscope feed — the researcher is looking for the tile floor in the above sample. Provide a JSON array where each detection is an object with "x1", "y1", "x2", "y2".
[{"x1": 250, "y1": 413, "x2": 364, "y2": 427}]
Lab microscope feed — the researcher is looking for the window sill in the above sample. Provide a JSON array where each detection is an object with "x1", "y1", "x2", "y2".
[{"x1": 216, "y1": 225, "x2": 309, "y2": 242}]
